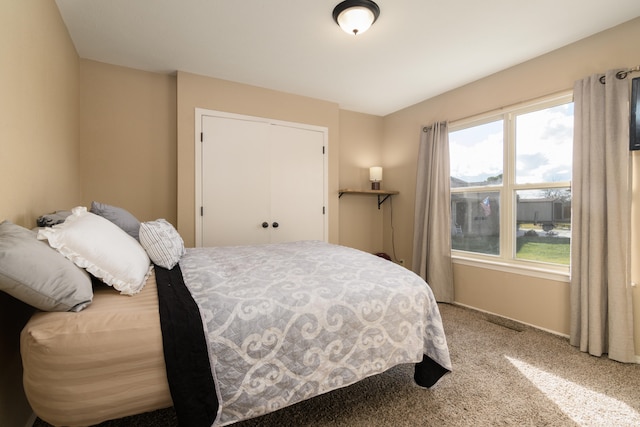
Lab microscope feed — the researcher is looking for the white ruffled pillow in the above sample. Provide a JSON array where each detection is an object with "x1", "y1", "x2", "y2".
[
  {"x1": 139, "y1": 219, "x2": 185, "y2": 269},
  {"x1": 37, "y1": 206, "x2": 151, "y2": 295}
]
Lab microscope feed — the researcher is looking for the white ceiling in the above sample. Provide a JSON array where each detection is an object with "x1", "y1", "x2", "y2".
[{"x1": 55, "y1": 0, "x2": 640, "y2": 116}]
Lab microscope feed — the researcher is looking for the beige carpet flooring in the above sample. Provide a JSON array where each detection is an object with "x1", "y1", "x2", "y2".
[{"x1": 34, "y1": 303, "x2": 640, "y2": 426}]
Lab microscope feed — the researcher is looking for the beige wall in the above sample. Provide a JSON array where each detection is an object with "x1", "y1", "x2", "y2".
[
  {"x1": 176, "y1": 71, "x2": 342, "y2": 247},
  {"x1": 3, "y1": 4, "x2": 640, "y2": 425},
  {"x1": 79, "y1": 60, "x2": 177, "y2": 223},
  {"x1": 0, "y1": 1, "x2": 80, "y2": 426},
  {"x1": 1, "y1": 2, "x2": 81, "y2": 224},
  {"x1": 382, "y1": 17, "x2": 640, "y2": 351},
  {"x1": 338, "y1": 110, "x2": 385, "y2": 253}
]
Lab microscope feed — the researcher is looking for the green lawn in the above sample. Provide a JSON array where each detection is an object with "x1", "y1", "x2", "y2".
[
  {"x1": 452, "y1": 235, "x2": 499, "y2": 255},
  {"x1": 516, "y1": 236, "x2": 570, "y2": 265},
  {"x1": 452, "y1": 235, "x2": 570, "y2": 265}
]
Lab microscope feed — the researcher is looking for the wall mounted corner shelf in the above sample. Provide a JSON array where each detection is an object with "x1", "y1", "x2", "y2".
[{"x1": 338, "y1": 189, "x2": 399, "y2": 209}]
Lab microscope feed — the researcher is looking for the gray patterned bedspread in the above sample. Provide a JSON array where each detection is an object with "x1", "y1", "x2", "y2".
[{"x1": 179, "y1": 240, "x2": 451, "y2": 426}]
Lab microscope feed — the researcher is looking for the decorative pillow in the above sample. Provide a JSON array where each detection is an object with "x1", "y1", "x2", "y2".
[
  {"x1": 0, "y1": 221, "x2": 92, "y2": 312},
  {"x1": 139, "y1": 219, "x2": 185, "y2": 269},
  {"x1": 89, "y1": 201, "x2": 141, "y2": 241},
  {"x1": 38, "y1": 207, "x2": 151, "y2": 295}
]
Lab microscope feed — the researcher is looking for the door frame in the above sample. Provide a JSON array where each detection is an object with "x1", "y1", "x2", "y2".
[{"x1": 194, "y1": 108, "x2": 329, "y2": 247}]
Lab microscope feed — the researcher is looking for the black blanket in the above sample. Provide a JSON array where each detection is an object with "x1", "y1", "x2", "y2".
[{"x1": 155, "y1": 264, "x2": 218, "y2": 427}]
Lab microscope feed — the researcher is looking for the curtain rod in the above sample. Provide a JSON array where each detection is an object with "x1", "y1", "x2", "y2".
[
  {"x1": 422, "y1": 121, "x2": 448, "y2": 132},
  {"x1": 599, "y1": 65, "x2": 640, "y2": 84}
]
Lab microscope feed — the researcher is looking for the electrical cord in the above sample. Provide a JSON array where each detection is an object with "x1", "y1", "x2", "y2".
[{"x1": 389, "y1": 195, "x2": 400, "y2": 263}]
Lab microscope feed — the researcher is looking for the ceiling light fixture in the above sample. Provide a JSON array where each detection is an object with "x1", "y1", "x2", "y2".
[{"x1": 332, "y1": 0, "x2": 380, "y2": 36}]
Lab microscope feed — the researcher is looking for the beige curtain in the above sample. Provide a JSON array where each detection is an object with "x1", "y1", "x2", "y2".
[
  {"x1": 412, "y1": 122, "x2": 454, "y2": 302},
  {"x1": 571, "y1": 69, "x2": 635, "y2": 363}
]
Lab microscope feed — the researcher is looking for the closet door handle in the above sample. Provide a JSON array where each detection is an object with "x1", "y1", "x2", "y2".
[
  {"x1": 262, "y1": 222, "x2": 269, "y2": 228},
  {"x1": 272, "y1": 222, "x2": 279, "y2": 228}
]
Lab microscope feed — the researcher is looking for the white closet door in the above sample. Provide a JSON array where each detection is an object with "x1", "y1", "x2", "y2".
[
  {"x1": 199, "y1": 112, "x2": 327, "y2": 247},
  {"x1": 201, "y1": 116, "x2": 271, "y2": 247},
  {"x1": 268, "y1": 124, "x2": 325, "y2": 243}
]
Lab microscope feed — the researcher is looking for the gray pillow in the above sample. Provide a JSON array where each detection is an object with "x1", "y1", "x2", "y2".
[
  {"x1": 0, "y1": 221, "x2": 93, "y2": 312},
  {"x1": 90, "y1": 201, "x2": 141, "y2": 240}
]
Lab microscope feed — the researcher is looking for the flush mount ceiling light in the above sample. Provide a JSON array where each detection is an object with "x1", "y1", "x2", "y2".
[{"x1": 332, "y1": 0, "x2": 380, "y2": 35}]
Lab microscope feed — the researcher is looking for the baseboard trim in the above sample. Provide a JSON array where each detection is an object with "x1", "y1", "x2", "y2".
[
  {"x1": 451, "y1": 302, "x2": 570, "y2": 338},
  {"x1": 451, "y1": 302, "x2": 640, "y2": 364}
]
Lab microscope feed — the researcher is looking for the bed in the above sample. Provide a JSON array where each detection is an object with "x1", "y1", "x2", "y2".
[
  {"x1": 11, "y1": 207, "x2": 451, "y2": 427},
  {"x1": 21, "y1": 270, "x2": 173, "y2": 426}
]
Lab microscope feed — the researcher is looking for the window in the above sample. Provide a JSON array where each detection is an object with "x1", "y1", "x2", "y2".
[{"x1": 449, "y1": 94, "x2": 573, "y2": 271}]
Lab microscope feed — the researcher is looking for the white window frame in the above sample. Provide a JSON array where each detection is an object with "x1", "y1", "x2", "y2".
[{"x1": 449, "y1": 91, "x2": 573, "y2": 282}]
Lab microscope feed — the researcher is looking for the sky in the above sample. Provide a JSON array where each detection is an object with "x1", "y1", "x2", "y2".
[{"x1": 449, "y1": 102, "x2": 574, "y2": 186}]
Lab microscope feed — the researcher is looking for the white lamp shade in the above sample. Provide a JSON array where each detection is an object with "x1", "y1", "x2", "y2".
[
  {"x1": 336, "y1": 6, "x2": 375, "y2": 35},
  {"x1": 369, "y1": 166, "x2": 382, "y2": 182}
]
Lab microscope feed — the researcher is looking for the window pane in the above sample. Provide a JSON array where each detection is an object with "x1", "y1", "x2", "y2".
[
  {"x1": 515, "y1": 103, "x2": 573, "y2": 184},
  {"x1": 516, "y1": 188, "x2": 571, "y2": 265},
  {"x1": 450, "y1": 120, "x2": 503, "y2": 188},
  {"x1": 451, "y1": 191, "x2": 500, "y2": 255}
]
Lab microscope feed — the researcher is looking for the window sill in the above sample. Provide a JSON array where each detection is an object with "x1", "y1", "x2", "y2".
[{"x1": 451, "y1": 254, "x2": 570, "y2": 283}]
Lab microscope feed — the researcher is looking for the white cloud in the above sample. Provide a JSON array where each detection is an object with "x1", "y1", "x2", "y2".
[
  {"x1": 450, "y1": 120, "x2": 503, "y2": 182},
  {"x1": 515, "y1": 104, "x2": 573, "y2": 183},
  {"x1": 450, "y1": 103, "x2": 573, "y2": 184}
]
